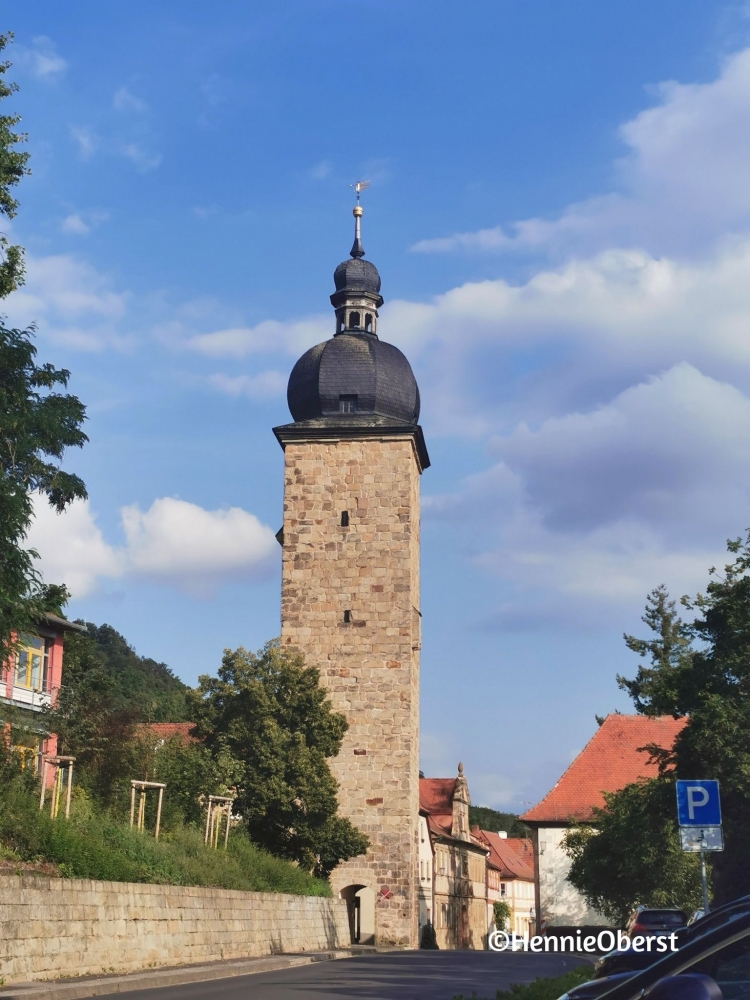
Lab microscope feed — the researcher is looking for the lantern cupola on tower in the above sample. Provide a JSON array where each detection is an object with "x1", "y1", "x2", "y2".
[
  {"x1": 282, "y1": 184, "x2": 427, "y2": 468},
  {"x1": 331, "y1": 182, "x2": 383, "y2": 336}
]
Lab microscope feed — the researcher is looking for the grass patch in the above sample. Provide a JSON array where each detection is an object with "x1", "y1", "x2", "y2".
[
  {"x1": 0, "y1": 778, "x2": 329, "y2": 896},
  {"x1": 453, "y1": 964, "x2": 594, "y2": 1000}
]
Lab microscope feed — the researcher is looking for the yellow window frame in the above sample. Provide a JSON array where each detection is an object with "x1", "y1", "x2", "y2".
[{"x1": 14, "y1": 634, "x2": 49, "y2": 691}]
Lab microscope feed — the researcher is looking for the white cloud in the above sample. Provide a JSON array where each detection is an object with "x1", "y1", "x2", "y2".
[
  {"x1": 121, "y1": 498, "x2": 276, "y2": 596},
  {"x1": 426, "y1": 365, "x2": 750, "y2": 627},
  {"x1": 113, "y1": 86, "x2": 148, "y2": 114},
  {"x1": 119, "y1": 143, "x2": 162, "y2": 173},
  {"x1": 17, "y1": 36, "x2": 67, "y2": 80},
  {"x1": 70, "y1": 109, "x2": 160, "y2": 172},
  {"x1": 27, "y1": 499, "x2": 122, "y2": 598},
  {"x1": 4, "y1": 253, "x2": 130, "y2": 351},
  {"x1": 311, "y1": 160, "x2": 332, "y2": 180},
  {"x1": 374, "y1": 238, "x2": 750, "y2": 439},
  {"x1": 412, "y1": 48, "x2": 750, "y2": 259},
  {"x1": 186, "y1": 316, "x2": 329, "y2": 358},
  {"x1": 60, "y1": 210, "x2": 108, "y2": 236},
  {"x1": 209, "y1": 370, "x2": 287, "y2": 398},
  {"x1": 60, "y1": 214, "x2": 90, "y2": 236},
  {"x1": 69, "y1": 125, "x2": 99, "y2": 159},
  {"x1": 27, "y1": 496, "x2": 277, "y2": 600}
]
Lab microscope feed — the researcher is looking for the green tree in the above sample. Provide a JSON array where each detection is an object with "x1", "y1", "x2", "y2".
[
  {"x1": 46, "y1": 628, "x2": 142, "y2": 811},
  {"x1": 74, "y1": 622, "x2": 189, "y2": 721},
  {"x1": 189, "y1": 640, "x2": 368, "y2": 878},
  {"x1": 469, "y1": 805, "x2": 530, "y2": 838},
  {"x1": 614, "y1": 534, "x2": 750, "y2": 903},
  {"x1": 46, "y1": 619, "x2": 190, "y2": 812},
  {"x1": 562, "y1": 777, "x2": 702, "y2": 925},
  {"x1": 493, "y1": 899, "x2": 512, "y2": 931},
  {"x1": 0, "y1": 36, "x2": 87, "y2": 647},
  {"x1": 139, "y1": 733, "x2": 242, "y2": 829},
  {"x1": 617, "y1": 585, "x2": 695, "y2": 716},
  {"x1": 0, "y1": 33, "x2": 29, "y2": 298}
]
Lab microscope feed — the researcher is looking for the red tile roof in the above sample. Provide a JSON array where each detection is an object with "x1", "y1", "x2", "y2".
[
  {"x1": 520, "y1": 714, "x2": 686, "y2": 824},
  {"x1": 134, "y1": 722, "x2": 198, "y2": 743},
  {"x1": 419, "y1": 777, "x2": 456, "y2": 814},
  {"x1": 420, "y1": 778, "x2": 456, "y2": 840},
  {"x1": 478, "y1": 830, "x2": 535, "y2": 881},
  {"x1": 505, "y1": 837, "x2": 536, "y2": 870}
]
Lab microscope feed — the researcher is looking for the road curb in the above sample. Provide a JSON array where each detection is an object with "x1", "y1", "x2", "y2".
[{"x1": 0, "y1": 948, "x2": 384, "y2": 1000}]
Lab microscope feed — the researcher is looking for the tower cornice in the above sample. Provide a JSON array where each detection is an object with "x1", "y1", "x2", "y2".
[{"x1": 273, "y1": 416, "x2": 430, "y2": 472}]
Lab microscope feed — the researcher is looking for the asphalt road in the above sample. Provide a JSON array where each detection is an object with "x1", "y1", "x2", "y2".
[{"x1": 113, "y1": 951, "x2": 590, "y2": 1000}]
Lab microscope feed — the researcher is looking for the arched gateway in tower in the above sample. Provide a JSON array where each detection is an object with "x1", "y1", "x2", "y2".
[{"x1": 273, "y1": 196, "x2": 429, "y2": 948}]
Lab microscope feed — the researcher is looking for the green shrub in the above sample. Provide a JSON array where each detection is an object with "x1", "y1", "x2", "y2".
[
  {"x1": 0, "y1": 779, "x2": 328, "y2": 896},
  {"x1": 452, "y1": 965, "x2": 594, "y2": 1000}
]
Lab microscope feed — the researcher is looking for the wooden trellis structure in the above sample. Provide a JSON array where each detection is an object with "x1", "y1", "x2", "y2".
[
  {"x1": 39, "y1": 755, "x2": 75, "y2": 819},
  {"x1": 130, "y1": 780, "x2": 166, "y2": 840},
  {"x1": 204, "y1": 794, "x2": 234, "y2": 849}
]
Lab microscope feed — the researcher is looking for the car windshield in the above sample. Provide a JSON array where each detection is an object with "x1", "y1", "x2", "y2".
[{"x1": 638, "y1": 911, "x2": 686, "y2": 926}]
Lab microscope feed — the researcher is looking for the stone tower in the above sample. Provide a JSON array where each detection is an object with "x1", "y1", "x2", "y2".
[{"x1": 273, "y1": 194, "x2": 429, "y2": 948}]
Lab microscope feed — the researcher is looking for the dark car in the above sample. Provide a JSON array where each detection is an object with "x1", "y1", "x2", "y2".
[
  {"x1": 561, "y1": 908, "x2": 750, "y2": 1000},
  {"x1": 624, "y1": 907, "x2": 688, "y2": 939},
  {"x1": 592, "y1": 896, "x2": 750, "y2": 982}
]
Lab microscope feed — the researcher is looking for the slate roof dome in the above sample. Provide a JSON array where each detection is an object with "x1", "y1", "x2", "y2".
[
  {"x1": 287, "y1": 333, "x2": 420, "y2": 424},
  {"x1": 333, "y1": 257, "x2": 381, "y2": 296}
]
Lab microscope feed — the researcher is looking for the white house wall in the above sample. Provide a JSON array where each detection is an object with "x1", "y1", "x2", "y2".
[
  {"x1": 418, "y1": 815, "x2": 433, "y2": 935},
  {"x1": 536, "y1": 827, "x2": 607, "y2": 927}
]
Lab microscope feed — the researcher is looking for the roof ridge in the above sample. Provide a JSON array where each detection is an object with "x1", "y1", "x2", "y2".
[
  {"x1": 520, "y1": 714, "x2": 685, "y2": 824},
  {"x1": 519, "y1": 714, "x2": 615, "y2": 822}
]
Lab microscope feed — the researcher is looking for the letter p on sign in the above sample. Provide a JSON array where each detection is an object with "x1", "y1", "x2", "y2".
[
  {"x1": 676, "y1": 780, "x2": 721, "y2": 827},
  {"x1": 687, "y1": 786, "x2": 708, "y2": 819}
]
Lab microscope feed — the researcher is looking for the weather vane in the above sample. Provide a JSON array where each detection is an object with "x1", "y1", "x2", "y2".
[{"x1": 351, "y1": 179, "x2": 370, "y2": 204}]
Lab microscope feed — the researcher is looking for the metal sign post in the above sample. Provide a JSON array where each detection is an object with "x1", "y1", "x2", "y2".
[{"x1": 676, "y1": 781, "x2": 723, "y2": 915}]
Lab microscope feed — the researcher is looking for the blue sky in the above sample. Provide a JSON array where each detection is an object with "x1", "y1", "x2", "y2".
[{"x1": 8, "y1": 1, "x2": 750, "y2": 810}]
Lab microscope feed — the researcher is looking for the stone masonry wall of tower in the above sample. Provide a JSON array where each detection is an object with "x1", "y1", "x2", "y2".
[{"x1": 279, "y1": 435, "x2": 421, "y2": 948}]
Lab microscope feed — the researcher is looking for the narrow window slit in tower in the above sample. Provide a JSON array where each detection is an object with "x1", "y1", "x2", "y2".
[
  {"x1": 350, "y1": 311, "x2": 361, "y2": 329},
  {"x1": 365, "y1": 314, "x2": 373, "y2": 332},
  {"x1": 343, "y1": 610, "x2": 352, "y2": 624},
  {"x1": 341, "y1": 511, "x2": 349, "y2": 527}
]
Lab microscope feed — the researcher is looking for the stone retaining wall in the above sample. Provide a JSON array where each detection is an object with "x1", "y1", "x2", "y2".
[{"x1": 0, "y1": 876, "x2": 349, "y2": 984}]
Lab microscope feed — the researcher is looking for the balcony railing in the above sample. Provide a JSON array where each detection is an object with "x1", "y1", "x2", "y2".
[{"x1": 5, "y1": 684, "x2": 52, "y2": 711}]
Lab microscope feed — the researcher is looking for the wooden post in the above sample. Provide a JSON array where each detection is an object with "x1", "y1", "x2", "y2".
[
  {"x1": 65, "y1": 760, "x2": 74, "y2": 820},
  {"x1": 130, "y1": 783, "x2": 136, "y2": 828},
  {"x1": 52, "y1": 765, "x2": 62, "y2": 819},
  {"x1": 155, "y1": 785, "x2": 164, "y2": 841},
  {"x1": 224, "y1": 801, "x2": 231, "y2": 849},
  {"x1": 137, "y1": 788, "x2": 145, "y2": 831},
  {"x1": 204, "y1": 800, "x2": 212, "y2": 845},
  {"x1": 39, "y1": 759, "x2": 47, "y2": 812}
]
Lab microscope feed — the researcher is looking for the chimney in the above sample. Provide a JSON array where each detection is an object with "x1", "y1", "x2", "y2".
[{"x1": 497, "y1": 830, "x2": 508, "y2": 839}]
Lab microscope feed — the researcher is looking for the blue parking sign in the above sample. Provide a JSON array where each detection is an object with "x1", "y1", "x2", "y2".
[{"x1": 676, "y1": 780, "x2": 721, "y2": 827}]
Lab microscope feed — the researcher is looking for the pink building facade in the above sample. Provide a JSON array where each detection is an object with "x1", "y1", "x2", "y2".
[{"x1": 1, "y1": 613, "x2": 83, "y2": 773}]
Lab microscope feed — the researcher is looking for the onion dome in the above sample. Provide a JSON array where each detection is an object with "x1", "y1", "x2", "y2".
[
  {"x1": 287, "y1": 333, "x2": 420, "y2": 423},
  {"x1": 333, "y1": 257, "x2": 381, "y2": 297},
  {"x1": 286, "y1": 184, "x2": 419, "y2": 425}
]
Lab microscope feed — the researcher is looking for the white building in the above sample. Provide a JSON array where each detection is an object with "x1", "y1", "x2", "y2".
[
  {"x1": 520, "y1": 714, "x2": 686, "y2": 931},
  {"x1": 475, "y1": 829, "x2": 536, "y2": 936},
  {"x1": 417, "y1": 812, "x2": 433, "y2": 936}
]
